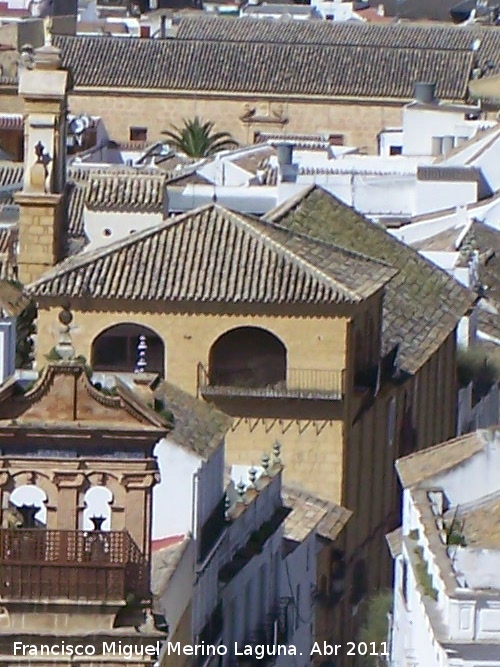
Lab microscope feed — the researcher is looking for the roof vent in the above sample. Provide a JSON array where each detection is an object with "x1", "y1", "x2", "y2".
[
  {"x1": 275, "y1": 142, "x2": 294, "y2": 167},
  {"x1": 414, "y1": 82, "x2": 437, "y2": 104}
]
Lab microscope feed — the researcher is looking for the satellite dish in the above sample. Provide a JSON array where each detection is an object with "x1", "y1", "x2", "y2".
[
  {"x1": 471, "y1": 38, "x2": 481, "y2": 52},
  {"x1": 68, "y1": 115, "x2": 91, "y2": 136}
]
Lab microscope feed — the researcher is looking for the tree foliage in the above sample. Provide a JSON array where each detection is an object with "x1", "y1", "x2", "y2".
[
  {"x1": 355, "y1": 590, "x2": 393, "y2": 667},
  {"x1": 162, "y1": 117, "x2": 238, "y2": 158}
]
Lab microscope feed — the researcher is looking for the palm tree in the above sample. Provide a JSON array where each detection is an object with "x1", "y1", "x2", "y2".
[{"x1": 162, "y1": 117, "x2": 238, "y2": 158}]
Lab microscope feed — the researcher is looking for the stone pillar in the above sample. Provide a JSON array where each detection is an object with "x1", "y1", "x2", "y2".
[
  {"x1": 53, "y1": 472, "x2": 85, "y2": 530},
  {"x1": 14, "y1": 42, "x2": 70, "y2": 285},
  {"x1": 121, "y1": 473, "x2": 159, "y2": 554}
]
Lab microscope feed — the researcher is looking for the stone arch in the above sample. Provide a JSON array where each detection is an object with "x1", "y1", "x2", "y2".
[
  {"x1": 82, "y1": 486, "x2": 113, "y2": 531},
  {"x1": 208, "y1": 326, "x2": 287, "y2": 388},
  {"x1": 91, "y1": 322, "x2": 165, "y2": 375},
  {"x1": 82, "y1": 473, "x2": 126, "y2": 531},
  {"x1": 6, "y1": 471, "x2": 58, "y2": 527},
  {"x1": 10, "y1": 484, "x2": 48, "y2": 526}
]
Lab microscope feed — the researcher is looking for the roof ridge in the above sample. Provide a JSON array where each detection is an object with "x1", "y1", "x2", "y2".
[
  {"x1": 219, "y1": 205, "x2": 384, "y2": 302},
  {"x1": 259, "y1": 214, "x2": 395, "y2": 270}
]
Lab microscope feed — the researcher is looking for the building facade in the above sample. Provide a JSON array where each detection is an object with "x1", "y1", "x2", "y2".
[{"x1": 389, "y1": 429, "x2": 500, "y2": 667}]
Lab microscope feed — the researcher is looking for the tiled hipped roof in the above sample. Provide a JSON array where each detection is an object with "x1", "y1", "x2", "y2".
[
  {"x1": 28, "y1": 205, "x2": 395, "y2": 305},
  {"x1": 52, "y1": 34, "x2": 472, "y2": 101},
  {"x1": 265, "y1": 187, "x2": 474, "y2": 374}
]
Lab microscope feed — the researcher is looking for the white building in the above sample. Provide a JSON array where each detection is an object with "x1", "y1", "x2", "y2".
[{"x1": 388, "y1": 428, "x2": 500, "y2": 667}]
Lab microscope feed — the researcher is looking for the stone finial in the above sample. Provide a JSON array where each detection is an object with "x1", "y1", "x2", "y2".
[
  {"x1": 248, "y1": 466, "x2": 257, "y2": 488},
  {"x1": 237, "y1": 479, "x2": 246, "y2": 499},
  {"x1": 28, "y1": 141, "x2": 51, "y2": 194},
  {"x1": 55, "y1": 307, "x2": 75, "y2": 360},
  {"x1": 272, "y1": 441, "x2": 282, "y2": 465},
  {"x1": 134, "y1": 335, "x2": 147, "y2": 374},
  {"x1": 33, "y1": 40, "x2": 62, "y2": 71},
  {"x1": 224, "y1": 493, "x2": 231, "y2": 512},
  {"x1": 261, "y1": 452, "x2": 270, "y2": 473}
]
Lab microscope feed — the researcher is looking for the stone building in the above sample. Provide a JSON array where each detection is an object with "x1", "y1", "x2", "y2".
[
  {"x1": 1, "y1": 19, "x2": 499, "y2": 153},
  {"x1": 0, "y1": 352, "x2": 169, "y2": 665}
]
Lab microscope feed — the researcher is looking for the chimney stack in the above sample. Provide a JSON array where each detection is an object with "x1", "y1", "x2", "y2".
[
  {"x1": 275, "y1": 142, "x2": 297, "y2": 183},
  {"x1": 414, "y1": 82, "x2": 438, "y2": 105}
]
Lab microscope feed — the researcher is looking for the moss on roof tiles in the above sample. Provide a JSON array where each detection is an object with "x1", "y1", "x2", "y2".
[
  {"x1": 266, "y1": 186, "x2": 474, "y2": 373},
  {"x1": 155, "y1": 380, "x2": 232, "y2": 459}
]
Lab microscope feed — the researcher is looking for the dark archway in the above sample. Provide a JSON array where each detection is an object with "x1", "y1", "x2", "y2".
[
  {"x1": 91, "y1": 323, "x2": 165, "y2": 375},
  {"x1": 209, "y1": 327, "x2": 287, "y2": 388}
]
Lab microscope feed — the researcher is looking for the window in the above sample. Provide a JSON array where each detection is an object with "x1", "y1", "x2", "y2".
[
  {"x1": 328, "y1": 134, "x2": 344, "y2": 146},
  {"x1": 129, "y1": 126, "x2": 148, "y2": 141},
  {"x1": 390, "y1": 145, "x2": 402, "y2": 155},
  {"x1": 402, "y1": 559, "x2": 409, "y2": 606},
  {"x1": 387, "y1": 396, "x2": 396, "y2": 448}
]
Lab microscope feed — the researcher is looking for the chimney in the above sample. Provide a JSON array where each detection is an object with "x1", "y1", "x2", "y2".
[
  {"x1": 275, "y1": 142, "x2": 297, "y2": 183},
  {"x1": 413, "y1": 82, "x2": 437, "y2": 105},
  {"x1": 14, "y1": 41, "x2": 71, "y2": 284},
  {"x1": 160, "y1": 15, "x2": 167, "y2": 39}
]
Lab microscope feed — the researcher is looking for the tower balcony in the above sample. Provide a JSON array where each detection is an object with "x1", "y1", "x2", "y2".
[
  {"x1": 197, "y1": 363, "x2": 345, "y2": 401},
  {"x1": 0, "y1": 528, "x2": 149, "y2": 603}
]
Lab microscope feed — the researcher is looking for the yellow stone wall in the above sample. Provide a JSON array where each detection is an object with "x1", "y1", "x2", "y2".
[
  {"x1": 66, "y1": 92, "x2": 403, "y2": 153},
  {"x1": 35, "y1": 304, "x2": 349, "y2": 393},
  {"x1": 15, "y1": 198, "x2": 63, "y2": 284}
]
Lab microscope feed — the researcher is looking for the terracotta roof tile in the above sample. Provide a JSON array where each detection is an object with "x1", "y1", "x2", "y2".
[
  {"x1": 28, "y1": 204, "x2": 396, "y2": 305},
  {"x1": 282, "y1": 486, "x2": 352, "y2": 542},
  {"x1": 396, "y1": 430, "x2": 486, "y2": 488},
  {"x1": 51, "y1": 33, "x2": 472, "y2": 101},
  {"x1": 155, "y1": 380, "x2": 232, "y2": 459},
  {"x1": 265, "y1": 186, "x2": 475, "y2": 373},
  {"x1": 85, "y1": 173, "x2": 167, "y2": 213}
]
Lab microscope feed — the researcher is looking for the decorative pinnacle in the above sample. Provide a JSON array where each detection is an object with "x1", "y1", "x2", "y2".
[
  {"x1": 248, "y1": 466, "x2": 258, "y2": 487},
  {"x1": 237, "y1": 479, "x2": 246, "y2": 499},
  {"x1": 261, "y1": 452, "x2": 270, "y2": 473},
  {"x1": 272, "y1": 441, "x2": 282, "y2": 465},
  {"x1": 134, "y1": 335, "x2": 147, "y2": 374}
]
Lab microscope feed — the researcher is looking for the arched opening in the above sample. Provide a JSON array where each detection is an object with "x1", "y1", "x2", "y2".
[
  {"x1": 91, "y1": 323, "x2": 165, "y2": 375},
  {"x1": 9, "y1": 485, "x2": 47, "y2": 527},
  {"x1": 82, "y1": 486, "x2": 113, "y2": 532},
  {"x1": 209, "y1": 327, "x2": 287, "y2": 388}
]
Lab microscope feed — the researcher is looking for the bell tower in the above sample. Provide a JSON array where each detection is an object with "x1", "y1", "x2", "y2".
[{"x1": 14, "y1": 39, "x2": 69, "y2": 285}]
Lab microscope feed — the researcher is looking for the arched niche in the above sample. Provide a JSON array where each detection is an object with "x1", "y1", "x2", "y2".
[
  {"x1": 10, "y1": 484, "x2": 48, "y2": 527},
  {"x1": 91, "y1": 323, "x2": 165, "y2": 375},
  {"x1": 82, "y1": 486, "x2": 113, "y2": 531},
  {"x1": 209, "y1": 326, "x2": 287, "y2": 388}
]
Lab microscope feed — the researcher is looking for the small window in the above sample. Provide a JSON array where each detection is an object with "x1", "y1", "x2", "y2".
[
  {"x1": 328, "y1": 134, "x2": 344, "y2": 146},
  {"x1": 402, "y1": 559, "x2": 409, "y2": 605},
  {"x1": 103, "y1": 228, "x2": 112, "y2": 237},
  {"x1": 129, "y1": 126, "x2": 147, "y2": 141},
  {"x1": 390, "y1": 145, "x2": 403, "y2": 156}
]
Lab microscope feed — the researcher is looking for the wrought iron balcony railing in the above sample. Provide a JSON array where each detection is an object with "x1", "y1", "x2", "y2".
[
  {"x1": 0, "y1": 528, "x2": 149, "y2": 602},
  {"x1": 197, "y1": 364, "x2": 345, "y2": 400}
]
